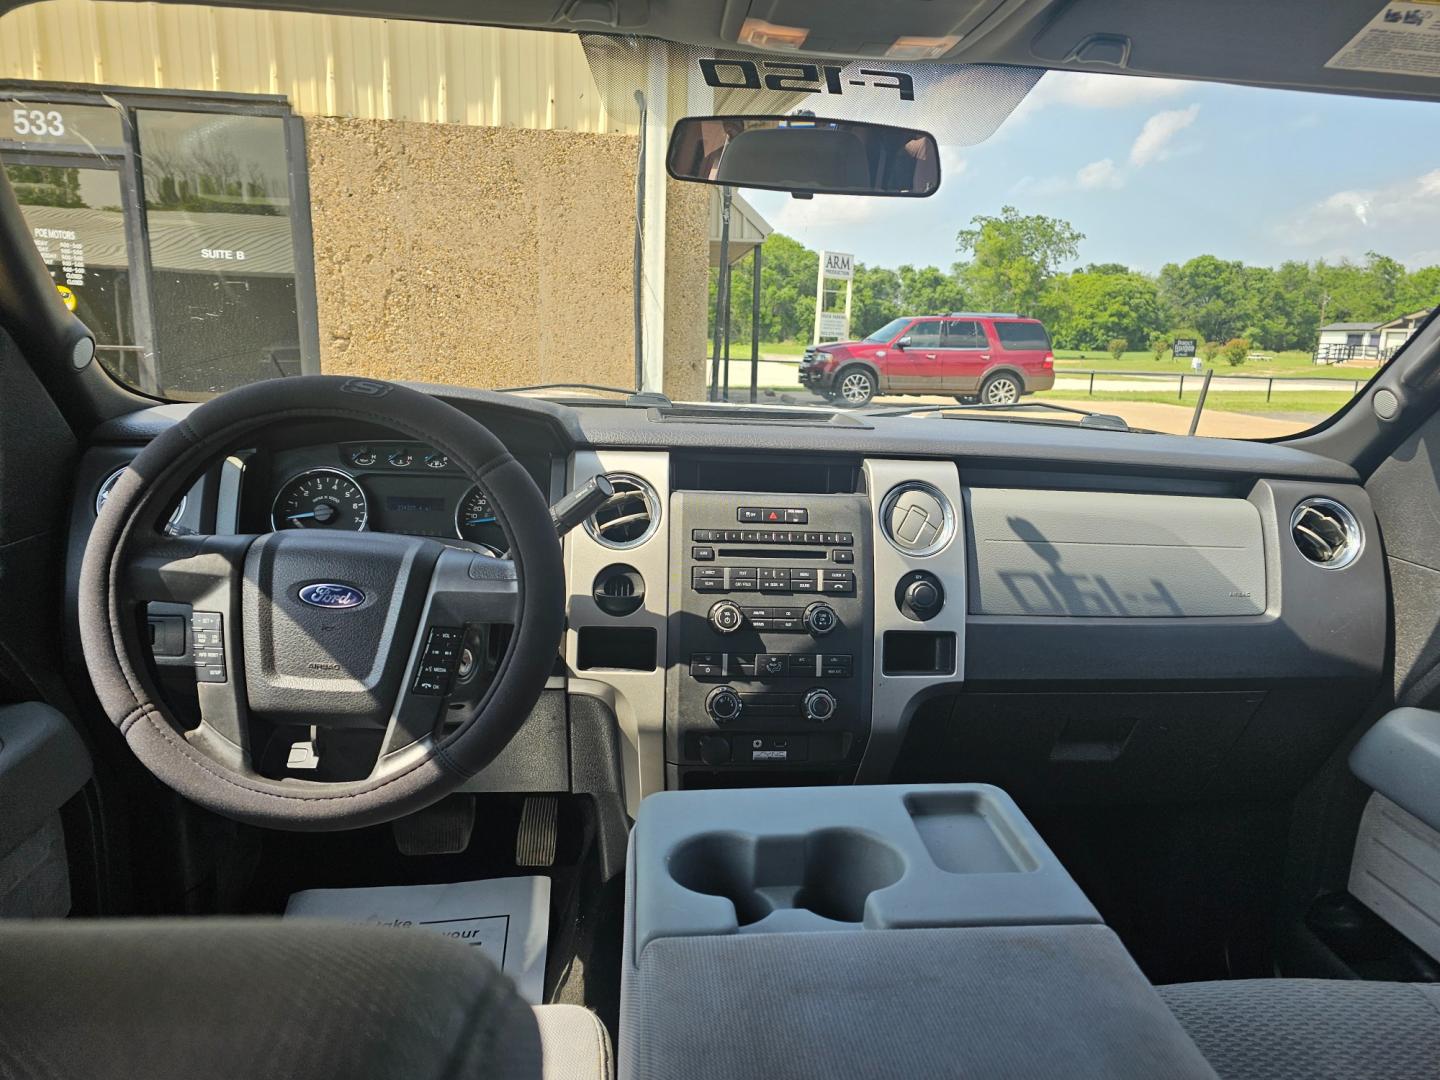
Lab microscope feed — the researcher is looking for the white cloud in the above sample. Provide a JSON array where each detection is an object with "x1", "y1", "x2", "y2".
[
  {"x1": 939, "y1": 146, "x2": 968, "y2": 180},
  {"x1": 767, "y1": 193, "x2": 887, "y2": 233},
  {"x1": 1010, "y1": 71, "x2": 1190, "y2": 122},
  {"x1": 1274, "y1": 168, "x2": 1440, "y2": 259},
  {"x1": 1076, "y1": 158, "x2": 1124, "y2": 190},
  {"x1": 1129, "y1": 104, "x2": 1201, "y2": 166}
]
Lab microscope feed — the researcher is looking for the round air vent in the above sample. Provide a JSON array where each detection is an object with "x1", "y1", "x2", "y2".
[
  {"x1": 879, "y1": 482, "x2": 954, "y2": 557},
  {"x1": 584, "y1": 473, "x2": 660, "y2": 549},
  {"x1": 1291, "y1": 497, "x2": 1363, "y2": 570},
  {"x1": 593, "y1": 564, "x2": 645, "y2": 617}
]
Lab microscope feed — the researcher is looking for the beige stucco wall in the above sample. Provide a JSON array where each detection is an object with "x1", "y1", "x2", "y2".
[{"x1": 306, "y1": 115, "x2": 707, "y2": 398}]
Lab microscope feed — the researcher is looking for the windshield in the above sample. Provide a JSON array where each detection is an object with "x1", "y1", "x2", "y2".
[
  {"x1": 1, "y1": 6, "x2": 1435, "y2": 439},
  {"x1": 862, "y1": 318, "x2": 909, "y2": 344}
]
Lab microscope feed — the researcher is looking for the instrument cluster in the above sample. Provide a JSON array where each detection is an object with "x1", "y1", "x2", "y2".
[{"x1": 266, "y1": 441, "x2": 547, "y2": 555}]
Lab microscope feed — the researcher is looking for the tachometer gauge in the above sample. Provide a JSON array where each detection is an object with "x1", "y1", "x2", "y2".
[
  {"x1": 455, "y1": 484, "x2": 505, "y2": 549},
  {"x1": 271, "y1": 469, "x2": 368, "y2": 531}
]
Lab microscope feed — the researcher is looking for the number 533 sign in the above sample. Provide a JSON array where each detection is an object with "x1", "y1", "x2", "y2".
[{"x1": 11, "y1": 107, "x2": 67, "y2": 138}]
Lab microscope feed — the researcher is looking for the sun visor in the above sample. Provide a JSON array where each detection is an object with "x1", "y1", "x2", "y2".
[{"x1": 580, "y1": 34, "x2": 1041, "y2": 146}]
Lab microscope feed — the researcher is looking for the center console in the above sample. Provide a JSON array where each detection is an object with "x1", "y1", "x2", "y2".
[
  {"x1": 618, "y1": 783, "x2": 1219, "y2": 1080},
  {"x1": 666, "y1": 491, "x2": 873, "y2": 785}
]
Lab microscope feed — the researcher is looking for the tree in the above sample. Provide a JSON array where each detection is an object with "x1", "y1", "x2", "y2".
[
  {"x1": 1150, "y1": 334, "x2": 1172, "y2": 360},
  {"x1": 1157, "y1": 255, "x2": 1250, "y2": 344},
  {"x1": 1107, "y1": 337, "x2": 1128, "y2": 359},
  {"x1": 955, "y1": 206, "x2": 1084, "y2": 316},
  {"x1": 1199, "y1": 339, "x2": 1221, "y2": 362},
  {"x1": 1220, "y1": 338, "x2": 1251, "y2": 366},
  {"x1": 850, "y1": 265, "x2": 902, "y2": 337},
  {"x1": 898, "y1": 264, "x2": 966, "y2": 315},
  {"x1": 1044, "y1": 270, "x2": 1162, "y2": 351}
]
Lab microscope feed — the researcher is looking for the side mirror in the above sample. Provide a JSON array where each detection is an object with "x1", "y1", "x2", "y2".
[
  {"x1": 896, "y1": 336, "x2": 911, "y2": 350},
  {"x1": 667, "y1": 116, "x2": 941, "y2": 198}
]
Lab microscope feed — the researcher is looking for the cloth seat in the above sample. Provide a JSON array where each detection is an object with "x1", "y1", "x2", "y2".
[
  {"x1": 0, "y1": 918, "x2": 612, "y2": 1080},
  {"x1": 1158, "y1": 978, "x2": 1440, "y2": 1080}
]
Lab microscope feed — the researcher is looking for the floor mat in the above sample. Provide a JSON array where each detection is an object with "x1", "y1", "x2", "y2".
[{"x1": 285, "y1": 876, "x2": 550, "y2": 1003}]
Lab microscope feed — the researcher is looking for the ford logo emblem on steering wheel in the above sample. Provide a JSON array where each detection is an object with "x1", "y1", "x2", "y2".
[{"x1": 298, "y1": 583, "x2": 366, "y2": 609}]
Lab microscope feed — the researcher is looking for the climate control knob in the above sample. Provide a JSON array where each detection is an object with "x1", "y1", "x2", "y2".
[
  {"x1": 709, "y1": 600, "x2": 744, "y2": 634},
  {"x1": 803, "y1": 688, "x2": 838, "y2": 723},
  {"x1": 706, "y1": 686, "x2": 743, "y2": 724},
  {"x1": 803, "y1": 601, "x2": 838, "y2": 636}
]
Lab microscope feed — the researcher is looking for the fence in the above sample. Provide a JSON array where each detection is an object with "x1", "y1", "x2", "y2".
[
  {"x1": 1313, "y1": 342, "x2": 1392, "y2": 365},
  {"x1": 1063, "y1": 369, "x2": 1369, "y2": 401}
]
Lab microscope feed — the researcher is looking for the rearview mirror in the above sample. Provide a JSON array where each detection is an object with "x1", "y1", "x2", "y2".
[{"x1": 667, "y1": 116, "x2": 941, "y2": 198}]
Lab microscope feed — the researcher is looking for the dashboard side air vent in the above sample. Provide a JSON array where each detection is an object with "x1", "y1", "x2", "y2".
[
  {"x1": 1290, "y1": 497, "x2": 1362, "y2": 570},
  {"x1": 585, "y1": 474, "x2": 660, "y2": 549}
]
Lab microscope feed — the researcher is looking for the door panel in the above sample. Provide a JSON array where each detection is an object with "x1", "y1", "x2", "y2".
[
  {"x1": 0, "y1": 703, "x2": 92, "y2": 917},
  {"x1": 889, "y1": 318, "x2": 943, "y2": 389},
  {"x1": 940, "y1": 319, "x2": 991, "y2": 390}
]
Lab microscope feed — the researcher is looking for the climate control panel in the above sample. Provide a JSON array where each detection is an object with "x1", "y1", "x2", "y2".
[{"x1": 666, "y1": 489, "x2": 873, "y2": 782}]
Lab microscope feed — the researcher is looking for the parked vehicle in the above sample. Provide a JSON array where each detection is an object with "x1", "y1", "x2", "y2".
[{"x1": 799, "y1": 313, "x2": 1056, "y2": 407}]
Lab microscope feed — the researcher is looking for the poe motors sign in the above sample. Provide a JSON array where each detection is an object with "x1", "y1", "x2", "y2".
[{"x1": 814, "y1": 250, "x2": 855, "y2": 345}]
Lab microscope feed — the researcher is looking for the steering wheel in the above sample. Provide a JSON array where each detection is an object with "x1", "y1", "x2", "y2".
[{"x1": 79, "y1": 376, "x2": 565, "y2": 831}]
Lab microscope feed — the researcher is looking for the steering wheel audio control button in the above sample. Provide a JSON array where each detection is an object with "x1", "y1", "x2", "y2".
[{"x1": 412, "y1": 625, "x2": 464, "y2": 695}]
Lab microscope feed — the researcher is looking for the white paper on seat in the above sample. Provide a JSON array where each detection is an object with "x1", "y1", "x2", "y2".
[{"x1": 284, "y1": 876, "x2": 550, "y2": 1003}]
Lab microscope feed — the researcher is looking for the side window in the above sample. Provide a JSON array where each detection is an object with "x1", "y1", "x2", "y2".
[
  {"x1": 907, "y1": 320, "x2": 943, "y2": 348},
  {"x1": 944, "y1": 319, "x2": 986, "y2": 348},
  {"x1": 994, "y1": 321, "x2": 1051, "y2": 350}
]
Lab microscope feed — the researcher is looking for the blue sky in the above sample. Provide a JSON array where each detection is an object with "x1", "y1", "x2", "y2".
[{"x1": 744, "y1": 71, "x2": 1440, "y2": 275}]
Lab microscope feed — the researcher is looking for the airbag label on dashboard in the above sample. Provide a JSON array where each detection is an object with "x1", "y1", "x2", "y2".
[{"x1": 1327, "y1": 2, "x2": 1440, "y2": 78}]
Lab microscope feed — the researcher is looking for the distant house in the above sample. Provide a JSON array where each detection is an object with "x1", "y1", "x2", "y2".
[
  {"x1": 1315, "y1": 310, "x2": 1432, "y2": 365},
  {"x1": 1315, "y1": 322, "x2": 1381, "y2": 364},
  {"x1": 1377, "y1": 309, "x2": 1433, "y2": 356}
]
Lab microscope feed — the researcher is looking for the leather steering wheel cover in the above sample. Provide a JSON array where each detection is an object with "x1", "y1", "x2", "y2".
[{"x1": 78, "y1": 375, "x2": 565, "y2": 831}]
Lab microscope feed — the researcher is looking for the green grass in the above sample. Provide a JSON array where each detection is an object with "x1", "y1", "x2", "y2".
[
  {"x1": 1035, "y1": 387, "x2": 1356, "y2": 417},
  {"x1": 1051, "y1": 349, "x2": 1334, "y2": 377},
  {"x1": 757, "y1": 340, "x2": 811, "y2": 356}
]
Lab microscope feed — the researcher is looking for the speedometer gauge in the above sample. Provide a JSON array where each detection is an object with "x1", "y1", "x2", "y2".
[
  {"x1": 455, "y1": 484, "x2": 505, "y2": 550},
  {"x1": 271, "y1": 469, "x2": 368, "y2": 531}
]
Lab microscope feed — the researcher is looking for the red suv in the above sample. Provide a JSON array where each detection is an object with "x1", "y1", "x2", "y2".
[{"x1": 799, "y1": 313, "x2": 1056, "y2": 408}]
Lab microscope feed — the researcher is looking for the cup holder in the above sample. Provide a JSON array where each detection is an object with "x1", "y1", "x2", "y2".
[{"x1": 668, "y1": 829, "x2": 905, "y2": 926}]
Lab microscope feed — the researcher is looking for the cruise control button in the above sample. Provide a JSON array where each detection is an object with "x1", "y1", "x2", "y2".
[{"x1": 191, "y1": 611, "x2": 222, "y2": 630}]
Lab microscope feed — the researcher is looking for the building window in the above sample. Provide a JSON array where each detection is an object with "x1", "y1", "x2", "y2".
[{"x1": 0, "y1": 86, "x2": 319, "y2": 399}]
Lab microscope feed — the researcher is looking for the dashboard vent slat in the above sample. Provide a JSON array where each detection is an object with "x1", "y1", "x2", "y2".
[
  {"x1": 1290, "y1": 498, "x2": 1362, "y2": 570},
  {"x1": 585, "y1": 474, "x2": 659, "y2": 549}
]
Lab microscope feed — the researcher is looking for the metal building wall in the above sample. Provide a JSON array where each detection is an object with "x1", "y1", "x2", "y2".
[{"x1": 0, "y1": 0, "x2": 635, "y2": 132}]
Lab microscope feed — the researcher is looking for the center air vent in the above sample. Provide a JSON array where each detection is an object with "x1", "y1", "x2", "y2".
[
  {"x1": 1291, "y1": 498, "x2": 1362, "y2": 570},
  {"x1": 879, "y1": 482, "x2": 955, "y2": 557},
  {"x1": 585, "y1": 474, "x2": 660, "y2": 549}
]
